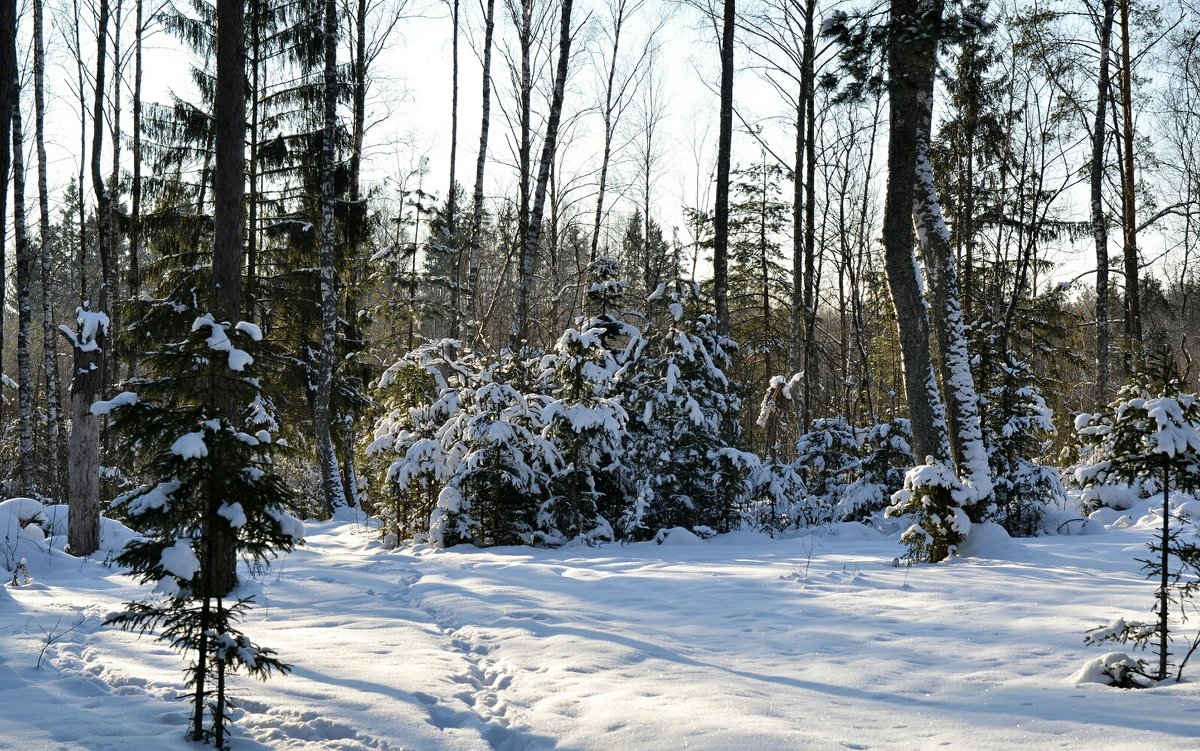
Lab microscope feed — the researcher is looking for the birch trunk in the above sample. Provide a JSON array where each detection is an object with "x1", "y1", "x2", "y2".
[
  {"x1": 468, "y1": 0, "x2": 496, "y2": 349},
  {"x1": 912, "y1": 58, "x2": 993, "y2": 509},
  {"x1": 35, "y1": 0, "x2": 65, "y2": 498},
  {"x1": 0, "y1": 0, "x2": 13, "y2": 434},
  {"x1": 513, "y1": 0, "x2": 535, "y2": 345},
  {"x1": 13, "y1": 76, "x2": 36, "y2": 494},
  {"x1": 518, "y1": 0, "x2": 576, "y2": 345}
]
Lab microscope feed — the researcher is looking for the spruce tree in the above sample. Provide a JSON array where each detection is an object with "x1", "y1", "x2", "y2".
[{"x1": 103, "y1": 316, "x2": 302, "y2": 746}]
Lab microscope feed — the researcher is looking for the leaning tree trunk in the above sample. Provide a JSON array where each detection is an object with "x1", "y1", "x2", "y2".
[
  {"x1": 910, "y1": 1, "x2": 992, "y2": 509},
  {"x1": 518, "y1": 0, "x2": 576, "y2": 345},
  {"x1": 712, "y1": 0, "x2": 735, "y2": 332},
  {"x1": 35, "y1": 0, "x2": 65, "y2": 499},
  {"x1": 1092, "y1": 0, "x2": 1115, "y2": 409},
  {"x1": 68, "y1": 0, "x2": 111, "y2": 557},
  {"x1": 12, "y1": 73, "x2": 36, "y2": 494},
  {"x1": 315, "y1": 0, "x2": 349, "y2": 515},
  {"x1": 881, "y1": 0, "x2": 951, "y2": 464}
]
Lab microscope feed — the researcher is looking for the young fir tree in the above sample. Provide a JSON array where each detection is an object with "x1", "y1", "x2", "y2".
[
  {"x1": 618, "y1": 282, "x2": 748, "y2": 539},
  {"x1": 430, "y1": 352, "x2": 558, "y2": 547},
  {"x1": 1075, "y1": 350, "x2": 1200, "y2": 684},
  {"x1": 102, "y1": 316, "x2": 303, "y2": 746},
  {"x1": 839, "y1": 418, "x2": 915, "y2": 523},
  {"x1": 792, "y1": 417, "x2": 861, "y2": 524},
  {"x1": 538, "y1": 324, "x2": 626, "y2": 544},
  {"x1": 364, "y1": 340, "x2": 459, "y2": 544}
]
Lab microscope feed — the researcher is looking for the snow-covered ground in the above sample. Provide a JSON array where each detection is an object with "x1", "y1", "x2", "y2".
[{"x1": 3, "y1": 507, "x2": 1199, "y2": 750}]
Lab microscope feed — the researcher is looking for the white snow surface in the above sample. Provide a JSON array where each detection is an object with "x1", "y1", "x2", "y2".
[{"x1": 2, "y1": 515, "x2": 1200, "y2": 749}]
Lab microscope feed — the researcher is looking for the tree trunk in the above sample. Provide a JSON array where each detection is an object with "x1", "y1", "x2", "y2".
[
  {"x1": 468, "y1": 0, "x2": 496, "y2": 349},
  {"x1": 207, "y1": 0, "x2": 248, "y2": 598},
  {"x1": 12, "y1": 71, "x2": 35, "y2": 494},
  {"x1": 589, "y1": 0, "x2": 629, "y2": 264},
  {"x1": 0, "y1": 0, "x2": 14, "y2": 434},
  {"x1": 1118, "y1": 0, "x2": 1139, "y2": 373},
  {"x1": 35, "y1": 0, "x2": 65, "y2": 499},
  {"x1": 513, "y1": 0, "x2": 535, "y2": 346},
  {"x1": 447, "y1": 0, "x2": 461, "y2": 337},
  {"x1": 910, "y1": 10, "x2": 992, "y2": 507},
  {"x1": 1092, "y1": 0, "x2": 1115, "y2": 408},
  {"x1": 68, "y1": 0, "x2": 111, "y2": 558},
  {"x1": 518, "y1": 0, "x2": 576, "y2": 346},
  {"x1": 881, "y1": 0, "x2": 951, "y2": 464},
  {"x1": 316, "y1": 0, "x2": 348, "y2": 514},
  {"x1": 713, "y1": 0, "x2": 734, "y2": 331},
  {"x1": 129, "y1": 0, "x2": 143, "y2": 301},
  {"x1": 800, "y1": 0, "x2": 817, "y2": 425}
]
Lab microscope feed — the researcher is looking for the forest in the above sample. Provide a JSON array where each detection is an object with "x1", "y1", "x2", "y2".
[{"x1": 2, "y1": 0, "x2": 1200, "y2": 745}]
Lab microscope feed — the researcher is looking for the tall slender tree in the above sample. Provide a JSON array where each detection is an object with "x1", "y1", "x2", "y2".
[
  {"x1": 713, "y1": 0, "x2": 734, "y2": 331},
  {"x1": 1092, "y1": 0, "x2": 1116, "y2": 407}
]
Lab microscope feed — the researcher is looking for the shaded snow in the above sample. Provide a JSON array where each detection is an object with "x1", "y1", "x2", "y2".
[{"x1": 3, "y1": 516, "x2": 1199, "y2": 749}]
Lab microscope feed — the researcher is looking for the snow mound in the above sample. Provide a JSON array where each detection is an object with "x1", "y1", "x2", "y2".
[
  {"x1": 1070, "y1": 651, "x2": 1146, "y2": 687},
  {"x1": 955, "y1": 522, "x2": 1035, "y2": 562},
  {"x1": 655, "y1": 527, "x2": 702, "y2": 545}
]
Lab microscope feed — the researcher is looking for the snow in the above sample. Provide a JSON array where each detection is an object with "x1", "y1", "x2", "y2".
[
  {"x1": 170, "y1": 431, "x2": 209, "y2": 460},
  {"x1": 219, "y1": 502, "x2": 249, "y2": 529},
  {"x1": 192, "y1": 313, "x2": 255, "y2": 372},
  {"x1": 3, "y1": 513, "x2": 1200, "y2": 749},
  {"x1": 235, "y1": 321, "x2": 264, "y2": 341},
  {"x1": 160, "y1": 538, "x2": 200, "y2": 581},
  {"x1": 90, "y1": 390, "x2": 139, "y2": 416}
]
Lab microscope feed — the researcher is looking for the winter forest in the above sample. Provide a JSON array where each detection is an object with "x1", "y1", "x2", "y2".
[{"x1": 3, "y1": 0, "x2": 1200, "y2": 746}]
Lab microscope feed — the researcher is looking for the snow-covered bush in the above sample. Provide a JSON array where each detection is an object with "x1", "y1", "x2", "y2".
[
  {"x1": 431, "y1": 355, "x2": 559, "y2": 547},
  {"x1": 538, "y1": 326, "x2": 627, "y2": 544},
  {"x1": 364, "y1": 340, "x2": 472, "y2": 543},
  {"x1": 792, "y1": 417, "x2": 860, "y2": 524},
  {"x1": 1075, "y1": 357, "x2": 1200, "y2": 683},
  {"x1": 839, "y1": 419, "x2": 915, "y2": 523},
  {"x1": 886, "y1": 459, "x2": 970, "y2": 563},
  {"x1": 982, "y1": 355, "x2": 1064, "y2": 536},
  {"x1": 618, "y1": 284, "x2": 749, "y2": 539}
]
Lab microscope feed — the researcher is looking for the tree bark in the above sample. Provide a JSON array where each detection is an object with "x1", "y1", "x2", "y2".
[
  {"x1": 12, "y1": 69, "x2": 35, "y2": 494},
  {"x1": 68, "y1": 0, "x2": 111, "y2": 557},
  {"x1": 800, "y1": 0, "x2": 817, "y2": 426},
  {"x1": 1118, "y1": 0, "x2": 1139, "y2": 373},
  {"x1": 1092, "y1": 0, "x2": 1115, "y2": 408},
  {"x1": 517, "y1": 0, "x2": 576, "y2": 346},
  {"x1": 512, "y1": 0, "x2": 535, "y2": 345},
  {"x1": 468, "y1": 0, "x2": 497, "y2": 349},
  {"x1": 35, "y1": 0, "x2": 65, "y2": 499},
  {"x1": 316, "y1": 0, "x2": 348, "y2": 514},
  {"x1": 881, "y1": 0, "x2": 951, "y2": 464},
  {"x1": 0, "y1": 0, "x2": 14, "y2": 433},
  {"x1": 713, "y1": 0, "x2": 735, "y2": 331}
]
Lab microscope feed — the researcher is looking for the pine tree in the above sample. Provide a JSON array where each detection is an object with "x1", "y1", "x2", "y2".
[{"x1": 103, "y1": 316, "x2": 302, "y2": 746}]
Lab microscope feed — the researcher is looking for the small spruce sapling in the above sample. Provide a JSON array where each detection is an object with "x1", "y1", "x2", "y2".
[
  {"x1": 886, "y1": 458, "x2": 968, "y2": 563},
  {"x1": 102, "y1": 316, "x2": 303, "y2": 746},
  {"x1": 1075, "y1": 351, "x2": 1200, "y2": 684}
]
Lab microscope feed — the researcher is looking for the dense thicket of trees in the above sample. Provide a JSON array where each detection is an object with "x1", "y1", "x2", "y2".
[{"x1": 2, "y1": 0, "x2": 1200, "y2": 563}]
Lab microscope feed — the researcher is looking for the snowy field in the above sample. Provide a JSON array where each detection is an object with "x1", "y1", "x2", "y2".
[{"x1": 3, "y1": 508, "x2": 1200, "y2": 750}]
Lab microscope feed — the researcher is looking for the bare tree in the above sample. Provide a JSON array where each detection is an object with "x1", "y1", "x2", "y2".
[
  {"x1": 0, "y1": 0, "x2": 14, "y2": 434},
  {"x1": 468, "y1": 0, "x2": 499, "y2": 347},
  {"x1": 713, "y1": 0, "x2": 734, "y2": 330},
  {"x1": 35, "y1": 0, "x2": 66, "y2": 498},
  {"x1": 12, "y1": 39, "x2": 35, "y2": 494},
  {"x1": 1092, "y1": 0, "x2": 1115, "y2": 407},
  {"x1": 517, "y1": 0, "x2": 578, "y2": 344}
]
